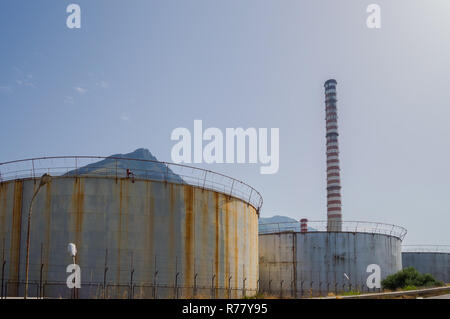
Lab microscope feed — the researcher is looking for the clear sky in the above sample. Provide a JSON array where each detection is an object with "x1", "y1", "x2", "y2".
[{"x1": 1, "y1": 0, "x2": 449, "y2": 245}]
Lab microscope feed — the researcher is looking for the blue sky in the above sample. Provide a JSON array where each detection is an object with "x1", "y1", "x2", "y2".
[{"x1": 1, "y1": 0, "x2": 450, "y2": 245}]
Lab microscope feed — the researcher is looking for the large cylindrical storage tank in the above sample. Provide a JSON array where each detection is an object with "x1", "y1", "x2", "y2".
[
  {"x1": 402, "y1": 247, "x2": 450, "y2": 284},
  {"x1": 259, "y1": 221, "x2": 406, "y2": 297},
  {"x1": 0, "y1": 157, "x2": 261, "y2": 299}
]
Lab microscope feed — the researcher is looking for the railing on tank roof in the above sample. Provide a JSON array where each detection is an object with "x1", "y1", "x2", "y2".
[
  {"x1": 402, "y1": 245, "x2": 450, "y2": 253},
  {"x1": 258, "y1": 220, "x2": 407, "y2": 240},
  {"x1": 0, "y1": 156, "x2": 263, "y2": 211}
]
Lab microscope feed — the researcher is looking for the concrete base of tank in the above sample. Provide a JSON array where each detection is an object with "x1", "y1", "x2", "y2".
[
  {"x1": 259, "y1": 231, "x2": 402, "y2": 297},
  {"x1": 0, "y1": 176, "x2": 259, "y2": 299},
  {"x1": 402, "y1": 252, "x2": 450, "y2": 284}
]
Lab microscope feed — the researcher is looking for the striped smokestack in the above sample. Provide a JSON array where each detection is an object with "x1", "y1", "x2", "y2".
[
  {"x1": 324, "y1": 79, "x2": 342, "y2": 232},
  {"x1": 300, "y1": 218, "x2": 308, "y2": 233}
]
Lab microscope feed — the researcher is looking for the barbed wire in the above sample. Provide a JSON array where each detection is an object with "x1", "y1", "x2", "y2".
[
  {"x1": 0, "y1": 156, "x2": 263, "y2": 211},
  {"x1": 402, "y1": 245, "x2": 450, "y2": 253},
  {"x1": 259, "y1": 220, "x2": 407, "y2": 240}
]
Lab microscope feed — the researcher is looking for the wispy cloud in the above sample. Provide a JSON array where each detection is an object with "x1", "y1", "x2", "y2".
[
  {"x1": 13, "y1": 67, "x2": 36, "y2": 88},
  {"x1": 16, "y1": 79, "x2": 36, "y2": 88},
  {"x1": 96, "y1": 81, "x2": 109, "y2": 89},
  {"x1": 0, "y1": 86, "x2": 12, "y2": 93},
  {"x1": 120, "y1": 113, "x2": 130, "y2": 121},
  {"x1": 13, "y1": 66, "x2": 22, "y2": 73},
  {"x1": 74, "y1": 87, "x2": 87, "y2": 94},
  {"x1": 64, "y1": 96, "x2": 75, "y2": 104}
]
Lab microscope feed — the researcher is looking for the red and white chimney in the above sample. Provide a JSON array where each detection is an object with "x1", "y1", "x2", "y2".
[
  {"x1": 300, "y1": 218, "x2": 308, "y2": 233},
  {"x1": 324, "y1": 79, "x2": 342, "y2": 232}
]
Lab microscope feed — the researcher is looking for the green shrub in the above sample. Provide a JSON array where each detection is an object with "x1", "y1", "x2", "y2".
[{"x1": 381, "y1": 267, "x2": 443, "y2": 290}]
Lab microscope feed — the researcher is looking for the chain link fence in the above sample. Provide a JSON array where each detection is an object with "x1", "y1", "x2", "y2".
[
  {"x1": 258, "y1": 269, "x2": 383, "y2": 298},
  {"x1": 0, "y1": 276, "x2": 259, "y2": 299},
  {"x1": 0, "y1": 281, "x2": 254, "y2": 299},
  {"x1": 0, "y1": 246, "x2": 259, "y2": 299}
]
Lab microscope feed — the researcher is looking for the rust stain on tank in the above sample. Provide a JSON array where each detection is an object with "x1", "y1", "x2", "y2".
[
  {"x1": 0, "y1": 182, "x2": 8, "y2": 236},
  {"x1": 243, "y1": 203, "x2": 247, "y2": 286},
  {"x1": 214, "y1": 192, "x2": 219, "y2": 288},
  {"x1": 117, "y1": 179, "x2": 130, "y2": 283},
  {"x1": 146, "y1": 181, "x2": 155, "y2": 279},
  {"x1": 184, "y1": 185, "x2": 194, "y2": 286},
  {"x1": 253, "y1": 210, "x2": 258, "y2": 286},
  {"x1": 71, "y1": 178, "x2": 85, "y2": 252},
  {"x1": 43, "y1": 182, "x2": 52, "y2": 281},
  {"x1": 224, "y1": 197, "x2": 230, "y2": 289},
  {"x1": 168, "y1": 183, "x2": 175, "y2": 270},
  {"x1": 9, "y1": 180, "x2": 23, "y2": 283},
  {"x1": 201, "y1": 191, "x2": 209, "y2": 261},
  {"x1": 248, "y1": 207, "x2": 256, "y2": 286},
  {"x1": 233, "y1": 200, "x2": 238, "y2": 292},
  {"x1": 248, "y1": 205, "x2": 252, "y2": 283}
]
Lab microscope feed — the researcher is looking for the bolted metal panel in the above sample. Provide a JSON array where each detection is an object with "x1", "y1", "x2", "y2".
[{"x1": 0, "y1": 176, "x2": 259, "y2": 299}]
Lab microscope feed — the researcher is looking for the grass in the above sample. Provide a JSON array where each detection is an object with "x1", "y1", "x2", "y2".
[
  {"x1": 402, "y1": 285, "x2": 418, "y2": 291},
  {"x1": 340, "y1": 290, "x2": 361, "y2": 296},
  {"x1": 242, "y1": 292, "x2": 266, "y2": 299}
]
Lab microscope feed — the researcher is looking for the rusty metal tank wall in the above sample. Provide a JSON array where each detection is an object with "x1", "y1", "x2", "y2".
[
  {"x1": 259, "y1": 232, "x2": 402, "y2": 297},
  {"x1": 0, "y1": 176, "x2": 259, "y2": 298},
  {"x1": 402, "y1": 252, "x2": 450, "y2": 283}
]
